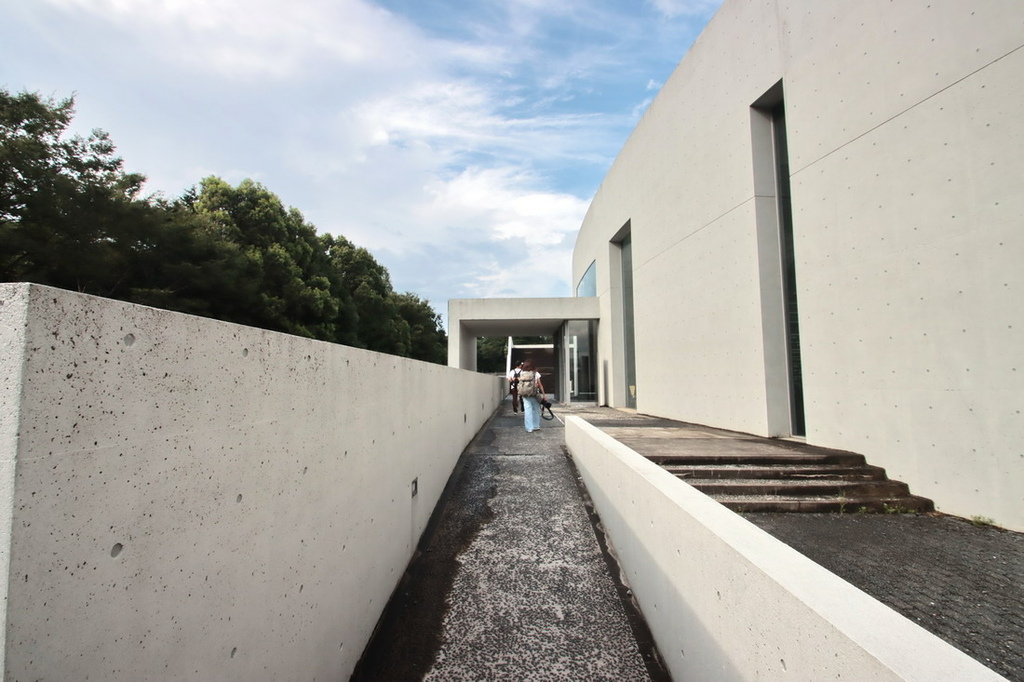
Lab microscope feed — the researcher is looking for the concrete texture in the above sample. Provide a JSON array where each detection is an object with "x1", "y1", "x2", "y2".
[
  {"x1": 570, "y1": 407, "x2": 1020, "y2": 681},
  {"x1": 352, "y1": 401, "x2": 667, "y2": 681},
  {"x1": 0, "y1": 283, "x2": 503, "y2": 682},
  {"x1": 569, "y1": 0, "x2": 1024, "y2": 530},
  {"x1": 568, "y1": 409, "x2": 1009, "y2": 681}
]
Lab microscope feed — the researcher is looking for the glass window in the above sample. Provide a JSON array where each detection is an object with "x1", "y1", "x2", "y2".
[
  {"x1": 567, "y1": 320, "x2": 597, "y2": 402},
  {"x1": 576, "y1": 261, "x2": 597, "y2": 297},
  {"x1": 620, "y1": 235, "x2": 637, "y2": 409}
]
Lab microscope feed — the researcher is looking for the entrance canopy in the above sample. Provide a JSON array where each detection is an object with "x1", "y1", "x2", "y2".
[{"x1": 448, "y1": 297, "x2": 599, "y2": 370}]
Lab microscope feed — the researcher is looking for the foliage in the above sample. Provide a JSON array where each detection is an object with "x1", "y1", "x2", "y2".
[
  {"x1": 190, "y1": 176, "x2": 351, "y2": 343},
  {"x1": 476, "y1": 336, "x2": 508, "y2": 374},
  {"x1": 394, "y1": 292, "x2": 448, "y2": 365},
  {"x1": 326, "y1": 235, "x2": 406, "y2": 354},
  {"x1": 0, "y1": 89, "x2": 147, "y2": 293},
  {"x1": 0, "y1": 88, "x2": 447, "y2": 363}
]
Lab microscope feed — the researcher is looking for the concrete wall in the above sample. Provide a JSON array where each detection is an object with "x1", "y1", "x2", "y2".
[
  {"x1": 572, "y1": 0, "x2": 1024, "y2": 529},
  {"x1": 447, "y1": 296, "x2": 599, "y2": 370},
  {"x1": 566, "y1": 417, "x2": 1005, "y2": 681},
  {"x1": 0, "y1": 283, "x2": 503, "y2": 681}
]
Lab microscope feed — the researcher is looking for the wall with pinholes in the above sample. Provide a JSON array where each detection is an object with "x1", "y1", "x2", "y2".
[
  {"x1": 0, "y1": 282, "x2": 503, "y2": 681},
  {"x1": 567, "y1": 418, "x2": 1006, "y2": 682},
  {"x1": 572, "y1": 0, "x2": 1024, "y2": 530}
]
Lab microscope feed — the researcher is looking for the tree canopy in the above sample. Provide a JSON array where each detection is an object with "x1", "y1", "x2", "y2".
[{"x1": 0, "y1": 89, "x2": 447, "y2": 363}]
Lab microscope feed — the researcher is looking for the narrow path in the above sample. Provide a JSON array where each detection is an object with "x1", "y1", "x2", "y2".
[{"x1": 351, "y1": 401, "x2": 666, "y2": 681}]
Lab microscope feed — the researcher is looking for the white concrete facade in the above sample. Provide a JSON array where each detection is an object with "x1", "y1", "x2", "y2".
[
  {"x1": 447, "y1": 296, "x2": 599, "y2": 371},
  {"x1": 572, "y1": 0, "x2": 1024, "y2": 530},
  {"x1": 566, "y1": 417, "x2": 1005, "y2": 681},
  {"x1": 0, "y1": 283, "x2": 503, "y2": 681}
]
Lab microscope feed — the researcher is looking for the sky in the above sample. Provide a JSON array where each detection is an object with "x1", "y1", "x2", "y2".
[{"x1": 1, "y1": 0, "x2": 722, "y2": 323}]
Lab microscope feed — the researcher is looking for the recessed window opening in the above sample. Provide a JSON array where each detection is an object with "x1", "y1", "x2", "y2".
[
  {"x1": 752, "y1": 81, "x2": 805, "y2": 437},
  {"x1": 566, "y1": 319, "x2": 597, "y2": 402},
  {"x1": 611, "y1": 222, "x2": 637, "y2": 410}
]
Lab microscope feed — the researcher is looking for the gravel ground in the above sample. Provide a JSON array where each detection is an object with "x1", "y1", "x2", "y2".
[{"x1": 351, "y1": 404, "x2": 666, "y2": 681}]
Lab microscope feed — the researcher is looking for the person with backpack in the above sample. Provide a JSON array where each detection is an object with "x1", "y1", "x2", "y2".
[
  {"x1": 507, "y1": 361, "x2": 523, "y2": 413},
  {"x1": 517, "y1": 359, "x2": 546, "y2": 433}
]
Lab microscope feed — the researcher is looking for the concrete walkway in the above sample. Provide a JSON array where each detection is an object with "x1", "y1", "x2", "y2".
[
  {"x1": 353, "y1": 401, "x2": 1023, "y2": 681},
  {"x1": 351, "y1": 400, "x2": 668, "y2": 681}
]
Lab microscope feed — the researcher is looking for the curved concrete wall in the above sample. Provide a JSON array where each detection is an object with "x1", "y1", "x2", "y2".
[
  {"x1": 573, "y1": 0, "x2": 1024, "y2": 529},
  {"x1": 0, "y1": 283, "x2": 503, "y2": 681},
  {"x1": 567, "y1": 417, "x2": 1006, "y2": 681}
]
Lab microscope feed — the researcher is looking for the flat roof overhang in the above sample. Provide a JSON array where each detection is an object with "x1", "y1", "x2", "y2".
[{"x1": 448, "y1": 297, "x2": 599, "y2": 369}]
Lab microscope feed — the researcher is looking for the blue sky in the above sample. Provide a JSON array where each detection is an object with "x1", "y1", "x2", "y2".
[{"x1": 2, "y1": 0, "x2": 722, "y2": 320}]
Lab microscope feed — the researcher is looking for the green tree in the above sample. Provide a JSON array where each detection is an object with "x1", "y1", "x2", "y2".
[
  {"x1": 394, "y1": 292, "x2": 447, "y2": 365},
  {"x1": 192, "y1": 177, "x2": 348, "y2": 342},
  {"x1": 124, "y1": 199, "x2": 256, "y2": 320},
  {"x1": 476, "y1": 336, "x2": 508, "y2": 373},
  {"x1": 0, "y1": 88, "x2": 448, "y2": 363},
  {"x1": 0, "y1": 90, "x2": 261, "y2": 319},
  {"x1": 0, "y1": 89, "x2": 147, "y2": 292},
  {"x1": 326, "y1": 236, "x2": 408, "y2": 354}
]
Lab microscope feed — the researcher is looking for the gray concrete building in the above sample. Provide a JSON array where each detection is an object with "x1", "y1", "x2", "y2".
[{"x1": 452, "y1": 0, "x2": 1024, "y2": 531}]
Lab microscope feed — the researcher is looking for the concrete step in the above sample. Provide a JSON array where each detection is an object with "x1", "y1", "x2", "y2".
[
  {"x1": 645, "y1": 451, "x2": 867, "y2": 466},
  {"x1": 607, "y1": 420, "x2": 936, "y2": 515},
  {"x1": 714, "y1": 494, "x2": 935, "y2": 514},
  {"x1": 654, "y1": 450, "x2": 932, "y2": 515},
  {"x1": 665, "y1": 463, "x2": 888, "y2": 481},
  {"x1": 686, "y1": 478, "x2": 910, "y2": 498}
]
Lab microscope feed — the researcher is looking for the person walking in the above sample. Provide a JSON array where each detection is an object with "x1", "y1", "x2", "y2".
[
  {"x1": 507, "y1": 361, "x2": 523, "y2": 413},
  {"x1": 517, "y1": 359, "x2": 545, "y2": 433}
]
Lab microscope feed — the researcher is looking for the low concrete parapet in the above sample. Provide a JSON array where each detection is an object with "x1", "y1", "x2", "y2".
[
  {"x1": 0, "y1": 283, "x2": 503, "y2": 681},
  {"x1": 566, "y1": 416, "x2": 1006, "y2": 681}
]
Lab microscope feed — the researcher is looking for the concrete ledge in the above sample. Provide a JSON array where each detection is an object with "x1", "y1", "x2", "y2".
[
  {"x1": 566, "y1": 416, "x2": 1005, "y2": 681},
  {"x1": 447, "y1": 297, "x2": 599, "y2": 369}
]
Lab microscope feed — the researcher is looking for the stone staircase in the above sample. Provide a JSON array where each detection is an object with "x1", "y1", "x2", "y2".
[
  {"x1": 651, "y1": 450, "x2": 934, "y2": 513},
  {"x1": 589, "y1": 416, "x2": 934, "y2": 514}
]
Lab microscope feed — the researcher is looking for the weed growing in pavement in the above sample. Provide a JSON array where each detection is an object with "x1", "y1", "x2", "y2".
[{"x1": 970, "y1": 515, "x2": 996, "y2": 527}]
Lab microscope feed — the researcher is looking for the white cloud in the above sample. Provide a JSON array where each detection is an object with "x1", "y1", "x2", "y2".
[
  {"x1": 647, "y1": 0, "x2": 722, "y2": 19},
  {"x1": 404, "y1": 167, "x2": 583, "y2": 300},
  {"x1": 6, "y1": 0, "x2": 722, "y2": 310},
  {"x1": 355, "y1": 81, "x2": 500, "y2": 148},
  {"x1": 40, "y1": 0, "x2": 422, "y2": 79},
  {"x1": 631, "y1": 97, "x2": 655, "y2": 119},
  {"x1": 424, "y1": 167, "x2": 587, "y2": 245}
]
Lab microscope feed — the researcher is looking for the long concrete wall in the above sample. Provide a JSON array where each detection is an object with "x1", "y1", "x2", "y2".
[
  {"x1": 0, "y1": 282, "x2": 503, "y2": 681},
  {"x1": 566, "y1": 417, "x2": 1005, "y2": 681},
  {"x1": 571, "y1": 0, "x2": 1024, "y2": 530}
]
